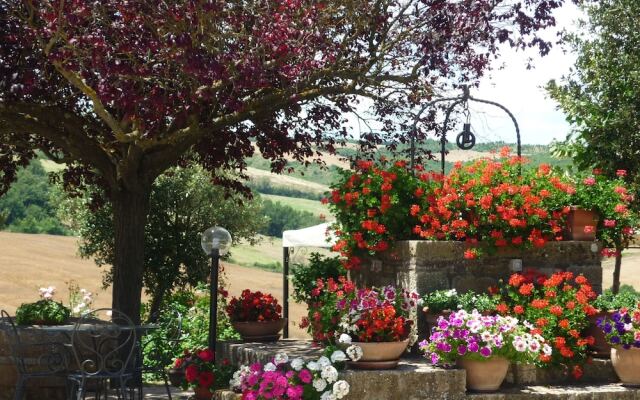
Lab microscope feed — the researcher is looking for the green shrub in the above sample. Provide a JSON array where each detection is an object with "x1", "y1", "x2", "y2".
[
  {"x1": 593, "y1": 285, "x2": 640, "y2": 311},
  {"x1": 291, "y1": 253, "x2": 345, "y2": 304},
  {"x1": 457, "y1": 291, "x2": 498, "y2": 313},
  {"x1": 15, "y1": 300, "x2": 71, "y2": 325},
  {"x1": 141, "y1": 284, "x2": 239, "y2": 380},
  {"x1": 420, "y1": 289, "x2": 459, "y2": 314}
]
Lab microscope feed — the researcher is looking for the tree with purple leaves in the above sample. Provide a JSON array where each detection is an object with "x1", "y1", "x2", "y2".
[{"x1": 0, "y1": 0, "x2": 572, "y2": 322}]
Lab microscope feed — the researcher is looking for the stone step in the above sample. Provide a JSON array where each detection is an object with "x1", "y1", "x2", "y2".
[{"x1": 467, "y1": 384, "x2": 640, "y2": 399}]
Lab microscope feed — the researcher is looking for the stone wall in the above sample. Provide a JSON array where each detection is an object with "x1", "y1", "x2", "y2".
[{"x1": 350, "y1": 240, "x2": 603, "y2": 339}]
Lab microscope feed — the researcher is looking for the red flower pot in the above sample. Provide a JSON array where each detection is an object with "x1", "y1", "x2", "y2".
[
  {"x1": 232, "y1": 318, "x2": 286, "y2": 342},
  {"x1": 193, "y1": 386, "x2": 212, "y2": 400},
  {"x1": 564, "y1": 207, "x2": 598, "y2": 241}
]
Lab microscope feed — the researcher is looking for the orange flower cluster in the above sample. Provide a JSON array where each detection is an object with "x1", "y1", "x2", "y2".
[{"x1": 495, "y1": 270, "x2": 597, "y2": 374}]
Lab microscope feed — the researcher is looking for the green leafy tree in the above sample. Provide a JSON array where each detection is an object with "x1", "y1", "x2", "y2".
[
  {"x1": 1, "y1": 0, "x2": 572, "y2": 322},
  {"x1": 63, "y1": 165, "x2": 267, "y2": 317},
  {"x1": 0, "y1": 161, "x2": 68, "y2": 235},
  {"x1": 546, "y1": 0, "x2": 640, "y2": 292},
  {"x1": 260, "y1": 199, "x2": 321, "y2": 237}
]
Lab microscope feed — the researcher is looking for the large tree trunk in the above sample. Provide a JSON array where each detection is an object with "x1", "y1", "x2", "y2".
[
  {"x1": 612, "y1": 249, "x2": 623, "y2": 294},
  {"x1": 111, "y1": 187, "x2": 151, "y2": 325}
]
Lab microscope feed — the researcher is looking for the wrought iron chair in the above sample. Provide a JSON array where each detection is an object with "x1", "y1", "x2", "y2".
[
  {"x1": 134, "y1": 310, "x2": 183, "y2": 400},
  {"x1": 67, "y1": 308, "x2": 137, "y2": 400},
  {"x1": 0, "y1": 310, "x2": 69, "y2": 400}
]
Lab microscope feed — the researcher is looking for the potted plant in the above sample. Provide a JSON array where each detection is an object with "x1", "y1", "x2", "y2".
[
  {"x1": 226, "y1": 289, "x2": 285, "y2": 341},
  {"x1": 588, "y1": 288, "x2": 640, "y2": 357},
  {"x1": 334, "y1": 284, "x2": 418, "y2": 369},
  {"x1": 420, "y1": 309, "x2": 551, "y2": 391},
  {"x1": 457, "y1": 291, "x2": 498, "y2": 315},
  {"x1": 421, "y1": 289, "x2": 459, "y2": 331},
  {"x1": 15, "y1": 286, "x2": 71, "y2": 325},
  {"x1": 597, "y1": 305, "x2": 640, "y2": 385},
  {"x1": 493, "y1": 271, "x2": 598, "y2": 379},
  {"x1": 231, "y1": 348, "x2": 353, "y2": 399},
  {"x1": 174, "y1": 348, "x2": 233, "y2": 400}
]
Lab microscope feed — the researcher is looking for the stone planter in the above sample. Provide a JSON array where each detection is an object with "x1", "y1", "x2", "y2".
[
  {"x1": 344, "y1": 340, "x2": 409, "y2": 370},
  {"x1": 0, "y1": 324, "x2": 68, "y2": 400},
  {"x1": 232, "y1": 319, "x2": 286, "y2": 342},
  {"x1": 611, "y1": 346, "x2": 640, "y2": 386},
  {"x1": 458, "y1": 356, "x2": 510, "y2": 391},
  {"x1": 194, "y1": 386, "x2": 213, "y2": 400},
  {"x1": 352, "y1": 241, "x2": 602, "y2": 339},
  {"x1": 564, "y1": 207, "x2": 598, "y2": 241},
  {"x1": 585, "y1": 311, "x2": 614, "y2": 358}
]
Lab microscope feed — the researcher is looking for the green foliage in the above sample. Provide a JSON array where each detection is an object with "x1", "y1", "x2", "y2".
[
  {"x1": 259, "y1": 199, "x2": 321, "y2": 237},
  {"x1": 141, "y1": 283, "x2": 239, "y2": 380},
  {"x1": 15, "y1": 300, "x2": 71, "y2": 325},
  {"x1": 0, "y1": 161, "x2": 69, "y2": 235},
  {"x1": 249, "y1": 178, "x2": 322, "y2": 200},
  {"x1": 421, "y1": 289, "x2": 460, "y2": 314},
  {"x1": 64, "y1": 165, "x2": 267, "y2": 311},
  {"x1": 546, "y1": 0, "x2": 640, "y2": 186},
  {"x1": 594, "y1": 286, "x2": 640, "y2": 311},
  {"x1": 291, "y1": 253, "x2": 345, "y2": 304},
  {"x1": 457, "y1": 291, "x2": 498, "y2": 313}
]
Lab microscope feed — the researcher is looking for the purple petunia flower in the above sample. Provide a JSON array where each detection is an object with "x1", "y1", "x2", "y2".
[
  {"x1": 480, "y1": 347, "x2": 492, "y2": 357},
  {"x1": 457, "y1": 345, "x2": 467, "y2": 356}
]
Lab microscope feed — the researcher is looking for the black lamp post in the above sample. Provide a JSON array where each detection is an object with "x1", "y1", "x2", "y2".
[{"x1": 201, "y1": 226, "x2": 232, "y2": 351}]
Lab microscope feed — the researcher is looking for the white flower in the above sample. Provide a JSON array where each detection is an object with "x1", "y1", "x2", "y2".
[
  {"x1": 528, "y1": 340, "x2": 541, "y2": 353},
  {"x1": 346, "y1": 345, "x2": 363, "y2": 362},
  {"x1": 338, "y1": 333, "x2": 352, "y2": 344},
  {"x1": 625, "y1": 323, "x2": 634, "y2": 331},
  {"x1": 332, "y1": 380, "x2": 350, "y2": 399},
  {"x1": 229, "y1": 365, "x2": 250, "y2": 389},
  {"x1": 317, "y1": 356, "x2": 331, "y2": 368},
  {"x1": 321, "y1": 365, "x2": 339, "y2": 383},
  {"x1": 274, "y1": 353, "x2": 288, "y2": 365},
  {"x1": 320, "y1": 391, "x2": 336, "y2": 400},
  {"x1": 513, "y1": 339, "x2": 527, "y2": 352},
  {"x1": 543, "y1": 344, "x2": 553, "y2": 356},
  {"x1": 330, "y1": 350, "x2": 347, "y2": 363},
  {"x1": 307, "y1": 361, "x2": 320, "y2": 371},
  {"x1": 480, "y1": 331, "x2": 492, "y2": 342},
  {"x1": 291, "y1": 357, "x2": 305, "y2": 371},
  {"x1": 263, "y1": 362, "x2": 276, "y2": 372},
  {"x1": 313, "y1": 378, "x2": 327, "y2": 392}
]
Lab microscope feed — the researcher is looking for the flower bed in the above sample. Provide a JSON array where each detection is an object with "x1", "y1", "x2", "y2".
[
  {"x1": 326, "y1": 150, "x2": 636, "y2": 267},
  {"x1": 492, "y1": 271, "x2": 598, "y2": 379}
]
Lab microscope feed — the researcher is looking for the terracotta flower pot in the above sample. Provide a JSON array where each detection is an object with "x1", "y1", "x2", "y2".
[
  {"x1": 458, "y1": 356, "x2": 510, "y2": 392},
  {"x1": 167, "y1": 367, "x2": 185, "y2": 387},
  {"x1": 345, "y1": 339, "x2": 409, "y2": 370},
  {"x1": 611, "y1": 346, "x2": 640, "y2": 386},
  {"x1": 232, "y1": 318, "x2": 286, "y2": 342},
  {"x1": 585, "y1": 311, "x2": 614, "y2": 358},
  {"x1": 193, "y1": 386, "x2": 212, "y2": 400},
  {"x1": 564, "y1": 206, "x2": 598, "y2": 241}
]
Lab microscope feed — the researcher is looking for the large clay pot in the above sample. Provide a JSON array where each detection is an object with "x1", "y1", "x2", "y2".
[
  {"x1": 611, "y1": 346, "x2": 640, "y2": 386},
  {"x1": 344, "y1": 340, "x2": 409, "y2": 370},
  {"x1": 585, "y1": 311, "x2": 614, "y2": 358},
  {"x1": 564, "y1": 207, "x2": 598, "y2": 241},
  {"x1": 231, "y1": 319, "x2": 286, "y2": 342},
  {"x1": 193, "y1": 386, "x2": 212, "y2": 400},
  {"x1": 458, "y1": 357, "x2": 510, "y2": 392}
]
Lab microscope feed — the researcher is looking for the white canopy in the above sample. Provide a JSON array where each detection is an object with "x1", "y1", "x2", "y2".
[{"x1": 282, "y1": 222, "x2": 337, "y2": 248}]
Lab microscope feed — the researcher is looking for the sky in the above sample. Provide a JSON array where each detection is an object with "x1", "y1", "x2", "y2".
[{"x1": 471, "y1": 3, "x2": 584, "y2": 145}]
